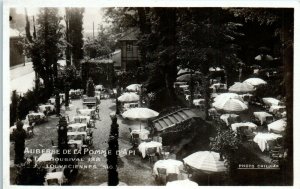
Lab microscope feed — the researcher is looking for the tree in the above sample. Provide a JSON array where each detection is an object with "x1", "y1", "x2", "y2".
[
  {"x1": 65, "y1": 8, "x2": 85, "y2": 68},
  {"x1": 24, "y1": 8, "x2": 64, "y2": 98},
  {"x1": 55, "y1": 89, "x2": 61, "y2": 116},
  {"x1": 107, "y1": 114, "x2": 119, "y2": 186},
  {"x1": 86, "y1": 77, "x2": 95, "y2": 97},
  {"x1": 10, "y1": 90, "x2": 19, "y2": 126},
  {"x1": 12, "y1": 121, "x2": 27, "y2": 164},
  {"x1": 210, "y1": 126, "x2": 241, "y2": 182},
  {"x1": 229, "y1": 8, "x2": 293, "y2": 185},
  {"x1": 57, "y1": 116, "x2": 68, "y2": 161},
  {"x1": 177, "y1": 8, "x2": 243, "y2": 118}
]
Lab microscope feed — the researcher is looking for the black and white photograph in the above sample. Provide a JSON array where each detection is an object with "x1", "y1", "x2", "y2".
[{"x1": 3, "y1": 1, "x2": 299, "y2": 187}]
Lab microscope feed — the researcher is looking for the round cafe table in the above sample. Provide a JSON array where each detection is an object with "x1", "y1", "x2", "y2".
[
  {"x1": 153, "y1": 159, "x2": 183, "y2": 176},
  {"x1": 138, "y1": 141, "x2": 162, "y2": 158}
]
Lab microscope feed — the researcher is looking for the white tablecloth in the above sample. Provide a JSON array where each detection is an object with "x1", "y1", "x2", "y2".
[
  {"x1": 131, "y1": 129, "x2": 150, "y2": 140},
  {"x1": 253, "y1": 133, "x2": 282, "y2": 152},
  {"x1": 68, "y1": 140, "x2": 83, "y2": 150},
  {"x1": 193, "y1": 99, "x2": 205, "y2": 106},
  {"x1": 72, "y1": 116, "x2": 91, "y2": 124},
  {"x1": 67, "y1": 131, "x2": 87, "y2": 140},
  {"x1": 262, "y1": 97, "x2": 280, "y2": 106},
  {"x1": 210, "y1": 83, "x2": 227, "y2": 90},
  {"x1": 10, "y1": 124, "x2": 31, "y2": 134},
  {"x1": 269, "y1": 105, "x2": 286, "y2": 114},
  {"x1": 26, "y1": 112, "x2": 46, "y2": 123},
  {"x1": 231, "y1": 122, "x2": 257, "y2": 132},
  {"x1": 253, "y1": 112, "x2": 272, "y2": 125},
  {"x1": 69, "y1": 89, "x2": 83, "y2": 95},
  {"x1": 138, "y1": 141, "x2": 162, "y2": 158},
  {"x1": 45, "y1": 171, "x2": 65, "y2": 185},
  {"x1": 59, "y1": 93, "x2": 65, "y2": 100},
  {"x1": 153, "y1": 159, "x2": 183, "y2": 176},
  {"x1": 220, "y1": 114, "x2": 239, "y2": 126},
  {"x1": 37, "y1": 153, "x2": 53, "y2": 163},
  {"x1": 268, "y1": 119, "x2": 286, "y2": 133},
  {"x1": 48, "y1": 98, "x2": 63, "y2": 104},
  {"x1": 39, "y1": 104, "x2": 55, "y2": 112},
  {"x1": 78, "y1": 109, "x2": 95, "y2": 116},
  {"x1": 68, "y1": 123, "x2": 87, "y2": 132}
]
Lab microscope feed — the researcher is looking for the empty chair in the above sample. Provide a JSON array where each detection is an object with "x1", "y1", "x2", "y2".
[
  {"x1": 161, "y1": 146, "x2": 170, "y2": 159},
  {"x1": 265, "y1": 116, "x2": 274, "y2": 124},
  {"x1": 74, "y1": 117, "x2": 81, "y2": 123},
  {"x1": 81, "y1": 118, "x2": 87, "y2": 123},
  {"x1": 156, "y1": 168, "x2": 167, "y2": 185},
  {"x1": 131, "y1": 133, "x2": 140, "y2": 147},
  {"x1": 146, "y1": 147, "x2": 157, "y2": 164},
  {"x1": 185, "y1": 164, "x2": 194, "y2": 178},
  {"x1": 47, "y1": 178, "x2": 60, "y2": 185},
  {"x1": 167, "y1": 173, "x2": 178, "y2": 182}
]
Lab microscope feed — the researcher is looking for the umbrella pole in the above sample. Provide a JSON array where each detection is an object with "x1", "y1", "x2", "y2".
[{"x1": 140, "y1": 121, "x2": 141, "y2": 131}]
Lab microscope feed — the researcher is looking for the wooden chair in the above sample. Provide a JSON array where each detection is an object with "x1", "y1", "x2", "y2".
[
  {"x1": 185, "y1": 164, "x2": 194, "y2": 178},
  {"x1": 131, "y1": 133, "x2": 140, "y2": 147},
  {"x1": 47, "y1": 178, "x2": 60, "y2": 185},
  {"x1": 74, "y1": 117, "x2": 81, "y2": 123},
  {"x1": 146, "y1": 147, "x2": 157, "y2": 164},
  {"x1": 161, "y1": 146, "x2": 170, "y2": 159},
  {"x1": 167, "y1": 173, "x2": 178, "y2": 182},
  {"x1": 156, "y1": 168, "x2": 167, "y2": 185}
]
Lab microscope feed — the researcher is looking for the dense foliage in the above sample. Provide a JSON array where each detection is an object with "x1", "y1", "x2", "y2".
[
  {"x1": 65, "y1": 8, "x2": 85, "y2": 68},
  {"x1": 24, "y1": 8, "x2": 64, "y2": 98}
]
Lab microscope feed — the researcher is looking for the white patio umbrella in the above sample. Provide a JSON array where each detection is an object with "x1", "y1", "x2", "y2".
[
  {"x1": 177, "y1": 68, "x2": 201, "y2": 76},
  {"x1": 118, "y1": 92, "x2": 139, "y2": 102},
  {"x1": 268, "y1": 119, "x2": 286, "y2": 133},
  {"x1": 183, "y1": 151, "x2": 226, "y2": 173},
  {"x1": 255, "y1": 54, "x2": 274, "y2": 61},
  {"x1": 167, "y1": 179, "x2": 198, "y2": 187},
  {"x1": 176, "y1": 73, "x2": 201, "y2": 82},
  {"x1": 126, "y1": 84, "x2": 141, "y2": 92},
  {"x1": 243, "y1": 78, "x2": 267, "y2": 86},
  {"x1": 213, "y1": 93, "x2": 244, "y2": 102},
  {"x1": 228, "y1": 82, "x2": 255, "y2": 93},
  {"x1": 213, "y1": 98, "x2": 248, "y2": 112},
  {"x1": 122, "y1": 107, "x2": 159, "y2": 130}
]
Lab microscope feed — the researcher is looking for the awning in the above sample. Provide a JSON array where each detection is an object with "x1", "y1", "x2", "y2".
[{"x1": 152, "y1": 108, "x2": 199, "y2": 132}]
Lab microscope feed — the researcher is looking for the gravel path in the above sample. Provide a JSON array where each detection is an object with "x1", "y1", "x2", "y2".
[{"x1": 10, "y1": 98, "x2": 156, "y2": 185}]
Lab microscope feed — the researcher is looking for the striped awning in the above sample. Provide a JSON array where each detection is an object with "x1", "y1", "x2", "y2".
[{"x1": 152, "y1": 108, "x2": 199, "y2": 132}]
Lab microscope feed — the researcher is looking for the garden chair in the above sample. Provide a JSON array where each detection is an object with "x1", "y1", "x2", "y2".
[
  {"x1": 161, "y1": 146, "x2": 170, "y2": 159},
  {"x1": 146, "y1": 147, "x2": 157, "y2": 164},
  {"x1": 156, "y1": 168, "x2": 167, "y2": 185},
  {"x1": 167, "y1": 173, "x2": 178, "y2": 182},
  {"x1": 47, "y1": 178, "x2": 60, "y2": 185},
  {"x1": 131, "y1": 133, "x2": 140, "y2": 147},
  {"x1": 74, "y1": 117, "x2": 81, "y2": 123},
  {"x1": 185, "y1": 164, "x2": 194, "y2": 178},
  {"x1": 265, "y1": 116, "x2": 274, "y2": 125}
]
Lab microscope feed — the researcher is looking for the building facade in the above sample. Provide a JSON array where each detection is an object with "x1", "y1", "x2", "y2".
[{"x1": 118, "y1": 29, "x2": 141, "y2": 71}]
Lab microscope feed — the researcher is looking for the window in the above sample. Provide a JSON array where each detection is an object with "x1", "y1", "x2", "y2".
[{"x1": 126, "y1": 42, "x2": 133, "y2": 52}]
